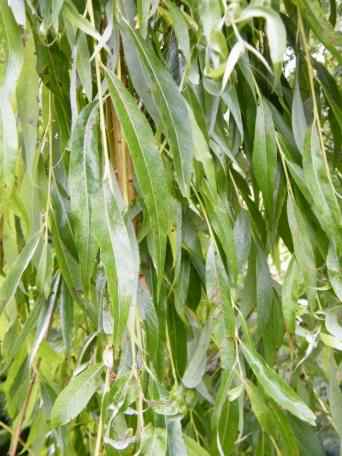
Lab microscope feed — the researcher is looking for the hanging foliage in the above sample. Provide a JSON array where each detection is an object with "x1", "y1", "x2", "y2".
[{"x1": 0, "y1": 0, "x2": 341, "y2": 454}]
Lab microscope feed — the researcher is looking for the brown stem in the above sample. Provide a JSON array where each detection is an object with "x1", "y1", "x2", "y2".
[
  {"x1": 105, "y1": 42, "x2": 135, "y2": 206},
  {"x1": 9, "y1": 364, "x2": 39, "y2": 456}
]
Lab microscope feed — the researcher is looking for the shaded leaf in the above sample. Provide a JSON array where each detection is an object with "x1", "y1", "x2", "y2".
[
  {"x1": 241, "y1": 341, "x2": 316, "y2": 425},
  {"x1": 51, "y1": 364, "x2": 103, "y2": 426}
]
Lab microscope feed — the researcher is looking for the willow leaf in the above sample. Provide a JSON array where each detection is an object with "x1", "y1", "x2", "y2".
[
  {"x1": 93, "y1": 176, "x2": 139, "y2": 348},
  {"x1": 182, "y1": 321, "x2": 211, "y2": 388},
  {"x1": 282, "y1": 258, "x2": 303, "y2": 334},
  {"x1": 51, "y1": 364, "x2": 103, "y2": 427},
  {"x1": 69, "y1": 104, "x2": 99, "y2": 293},
  {"x1": 293, "y1": 0, "x2": 342, "y2": 63},
  {"x1": 241, "y1": 342, "x2": 316, "y2": 425},
  {"x1": 0, "y1": 2, "x2": 23, "y2": 199},
  {"x1": 252, "y1": 99, "x2": 277, "y2": 216},
  {"x1": 327, "y1": 242, "x2": 342, "y2": 301},
  {"x1": 165, "y1": 1, "x2": 191, "y2": 64},
  {"x1": 239, "y1": 5, "x2": 286, "y2": 74},
  {"x1": 0, "y1": 231, "x2": 41, "y2": 313},
  {"x1": 105, "y1": 71, "x2": 171, "y2": 282},
  {"x1": 121, "y1": 20, "x2": 193, "y2": 196},
  {"x1": 303, "y1": 126, "x2": 342, "y2": 249},
  {"x1": 287, "y1": 197, "x2": 316, "y2": 303},
  {"x1": 246, "y1": 381, "x2": 300, "y2": 455}
]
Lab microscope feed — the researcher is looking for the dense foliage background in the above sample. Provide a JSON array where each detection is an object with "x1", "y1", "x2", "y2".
[{"x1": 0, "y1": 0, "x2": 341, "y2": 454}]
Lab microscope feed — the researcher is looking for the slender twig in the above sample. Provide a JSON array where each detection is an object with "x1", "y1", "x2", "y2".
[
  {"x1": 9, "y1": 364, "x2": 39, "y2": 456},
  {"x1": 0, "y1": 421, "x2": 34, "y2": 455},
  {"x1": 94, "y1": 368, "x2": 111, "y2": 456}
]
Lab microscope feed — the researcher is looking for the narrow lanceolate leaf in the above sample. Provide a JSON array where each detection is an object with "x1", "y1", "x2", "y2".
[
  {"x1": 246, "y1": 381, "x2": 300, "y2": 456},
  {"x1": 165, "y1": 0, "x2": 191, "y2": 64},
  {"x1": 206, "y1": 241, "x2": 235, "y2": 368},
  {"x1": 241, "y1": 342, "x2": 316, "y2": 425},
  {"x1": 325, "y1": 306, "x2": 342, "y2": 340},
  {"x1": 256, "y1": 248, "x2": 273, "y2": 336},
  {"x1": 196, "y1": 0, "x2": 221, "y2": 40},
  {"x1": 328, "y1": 353, "x2": 342, "y2": 437},
  {"x1": 292, "y1": 77, "x2": 307, "y2": 152},
  {"x1": 282, "y1": 258, "x2": 303, "y2": 334},
  {"x1": 287, "y1": 197, "x2": 316, "y2": 303},
  {"x1": 93, "y1": 176, "x2": 139, "y2": 348},
  {"x1": 327, "y1": 242, "x2": 342, "y2": 301},
  {"x1": 137, "y1": 0, "x2": 152, "y2": 38},
  {"x1": 182, "y1": 321, "x2": 211, "y2": 388},
  {"x1": 69, "y1": 104, "x2": 99, "y2": 293},
  {"x1": 105, "y1": 71, "x2": 171, "y2": 280},
  {"x1": 16, "y1": 23, "x2": 39, "y2": 176},
  {"x1": 63, "y1": 1, "x2": 103, "y2": 44},
  {"x1": 303, "y1": 126, "x2": 342, "y2": 248},
  {"x1": 239, "y1": 6, "x2": 286, "y2": 72},
  {"x1": 141, "y1": 426, "x2": 167, "y2": 455},
  {"x1": 167, "y1": 416, "x2": 187, "y2": 456},
  {"x1": 76, "y1": 33, "x2": 93, "y2": 101},
  {"x1": 0, "y1": 231, "x2": 41, "y2": 313},
  {"x1": 252, "y1": 99, "x2": 277, "y2": 216},
  {"x1": 0, "y1": 2, "x2": 23, "y2": 198},
  {"x1": 30, "y1": 275, "x2": 60, "y2": 366},
  {"x1": 51, "y1": 364, "x2": 103, "y2": 426},
  {"x1": 121, "y1": 20, "x2": 193, "y2": 196}
]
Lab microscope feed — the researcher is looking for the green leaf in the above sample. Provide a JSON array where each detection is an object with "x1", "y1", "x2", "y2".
[
  {"x1": 290, "y1": 416, "x2": 325, "y2": 456},
  {"x1": 141, "y1": 426, "x2": 167, "y2": 455},
  {"x1": 137, "y1": 0, "x2": 152, "y2": 38},
  {"x1": 287, "y1": 197, "x2": 316, "y2": 303},
  {"x1": 63, "y1": 1, "x2": 103, "y2": 44},
  {"x1": 282, "y1": 258, "x2": 303, "y2": 334},
  {"x1": 51, "y1": 364, "x2": 103, "y2": 426},
  {"x1": 167, "y1": 416, "x2": 187, "y2": 456},
  {"x1": 256, "y1": 247, "x2": 273, "y2": 336},
  {"x1": 303, "y1": 126, "x2": 342, "y2": 247},
  {"x1": 291, "y1": 77, "x2": 307, "y2": 152},
  {"x1": 76, "y1": 33, "x2": 93, "y2": 101},
  {"x1": 0, "y1": 231, "x2": 41, "y2": 313},
  {"x1": 184, "y1": 435, "x2": 210, "y2": 456},
  {"x1": 206, "y1": 241, "x2": 235, "y2": 368},
  {"x1": 325, "y1": 306, "x2": 342, "y2": 340},
  {"x1": 252, "y1": 99, "x2": 277, "y2": 216},
  {"x1": 105, "y1": 71, "x2": 171, "y2": 282},
  {"x1": 327, "y1": 242, "x2": 342, "y2": 301},
  {"x1": 4, "y1": 298, "x2": 43, "y2": 368},
  {"x1": 121, "y1": 20, "x2": 193, "y2": 196},
  {"x1": 93, "y1": 176, "x2": 139, "y2": 349},
  {"x1": 69, "y1": 104, "x2": 99, "y2": 293},
  {"x1": 246, "y1": 381, "x2": 300, "y2": 455},
  {"x1": 0, "y1": 1, "x2": 23, "y2": 199},
  {"x1": 241, "y1": 341, "x2": 316, "y2": 425},
  {"x1": 182, "y1": 321, "x2": 211, "y2": 388},
  {"x1": 60, "y1": 282, "x2": 73, "y2": 353},
  {"x1": 165, "y1": 1, "x2": 191, "y2": 64},
  {"x1": 49, "y1": 206, "x2": 85, "y2": 314},
  {"x1": 328, "y1": 352, "x2": 342, "y2": 437},
  {"x1": 16, "y1": 22, "x2": 39, "y2": 176},
  {"x1": 239, "y1": 6, "x2": 286, "y2": 70},
  {"x1": 196, "y1": 0, "x2": 222, "y2": 40},
  {"x1": 293, "y1": 0, "x2": 342, "y2": 64},
  {"x1": 30, "y1": 275, "x2": 60, "y2": 365}
]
